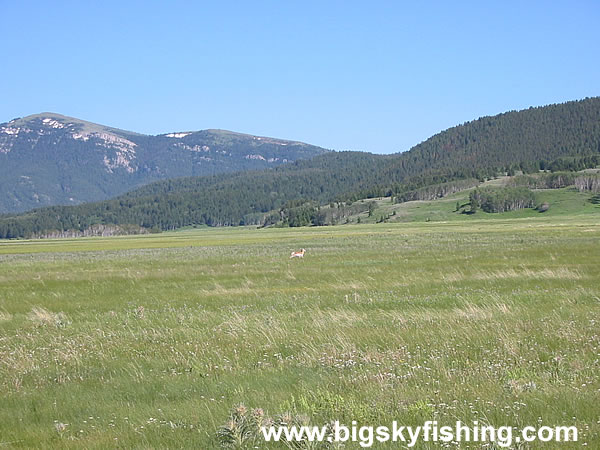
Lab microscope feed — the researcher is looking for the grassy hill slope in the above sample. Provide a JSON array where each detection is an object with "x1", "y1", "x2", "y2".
[{"x1": 336, "y1": 184, "x2": 600, "y2": 225}]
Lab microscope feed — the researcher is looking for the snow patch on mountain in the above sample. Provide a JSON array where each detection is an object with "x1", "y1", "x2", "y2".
[
  {"x1": 42, "y1": 118, "x2": 66, "y2": 129},
  {"x1": 173, "y1": 143, "x2": 210, "y2": 152},
  {"x1": 245, "y1": 154, "x2": 266, "y2": 161},
  {"x1": 2, "y1": 126, "x2": 22, "y2": 135},
  {"x1": 71, "y1": 132, "x2": 90, "y2": 141}
]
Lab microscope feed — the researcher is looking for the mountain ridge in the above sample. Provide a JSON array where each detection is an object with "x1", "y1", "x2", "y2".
[
  {"x1": 2, "y1": 97, "x2": 599, "y2": 238},
  {"x1": 9, "y1": 113, "x2": 317, "y2": 144},
  {"x1": 0, "y1": 113, "x2": 329, "y2": 213}
]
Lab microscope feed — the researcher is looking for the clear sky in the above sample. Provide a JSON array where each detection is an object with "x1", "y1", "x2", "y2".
[{"x1": 2, "y1": 1, "x2": 599, "y2": 154}]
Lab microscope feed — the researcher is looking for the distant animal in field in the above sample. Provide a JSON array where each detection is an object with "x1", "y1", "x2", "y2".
[{"x1": 290, "y1": 248, "x2": 306, "y2": 259}]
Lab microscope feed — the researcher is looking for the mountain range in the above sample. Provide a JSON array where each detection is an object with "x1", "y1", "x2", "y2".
[
  {"x1": 0, "y1": 113, "x2": 328, "y2": 213},
  {"x1": 1, "y1": 97, "x2": 599, "y2": 238}
]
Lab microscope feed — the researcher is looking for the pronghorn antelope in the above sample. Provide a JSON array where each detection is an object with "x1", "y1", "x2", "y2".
[{"x1": 290, "y1": 248, "x2": 306, "y2": 259}]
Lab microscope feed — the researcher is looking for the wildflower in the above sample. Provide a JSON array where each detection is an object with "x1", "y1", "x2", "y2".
[
  {"x1": 54, "y1": 422, "x2": 68, "y2": 433},
  {"x1": 235, "y1": 404, "x2": 248, "y2": 417}
]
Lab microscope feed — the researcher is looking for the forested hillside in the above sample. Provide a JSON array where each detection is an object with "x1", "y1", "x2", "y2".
[
  {"x1": 397, "y1": 97, "x2": 600, "y2": 172},
  {"x1": 1, "y1": 98, "x2": 599, "y2": 238}
]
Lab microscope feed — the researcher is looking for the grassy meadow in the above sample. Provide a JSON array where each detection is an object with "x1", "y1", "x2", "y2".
[
  {"x1": 0, "y1": 215, "x2": 599, "y2": 447},
  {"x1": 329, "y1": 185, "x2": 600, "y2": 225}
]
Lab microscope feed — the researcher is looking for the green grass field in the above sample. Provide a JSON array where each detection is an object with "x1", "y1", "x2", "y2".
[
  {"x1": 333, "y1": 185, "x2": 600, "y2": 225},
  {"x1": 1, "y1": 215, "x2": 599, "y2": 447}
]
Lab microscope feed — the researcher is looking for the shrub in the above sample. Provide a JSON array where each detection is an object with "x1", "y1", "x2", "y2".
[{"x1": 537, "y1": 202, "x2": 550, "y2": 213}]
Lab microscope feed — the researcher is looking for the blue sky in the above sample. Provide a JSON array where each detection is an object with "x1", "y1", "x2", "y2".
[{"x1": 2, "y1": 1, "x2": 599, "y2": 154}]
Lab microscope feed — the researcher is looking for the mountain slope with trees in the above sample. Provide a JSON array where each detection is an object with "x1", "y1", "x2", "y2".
[
  {"x1": 0, "y1": 113, "x2": 329, "y2": 213},
  {"x1": 1, "y1": 97, "x2": 599, "y2": 238}
]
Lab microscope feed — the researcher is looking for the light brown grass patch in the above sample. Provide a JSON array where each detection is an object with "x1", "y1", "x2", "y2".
[
  {"x1": 27, "y1": 306, "x2": 69, "y2": 327},
  {"x1": 472, "y1": 267, "x2": 582, "y2": 281}
]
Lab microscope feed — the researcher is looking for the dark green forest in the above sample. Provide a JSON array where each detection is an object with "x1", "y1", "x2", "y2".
[{"x1": 1, "y1": 97, "x2": 600, "y2": 238}]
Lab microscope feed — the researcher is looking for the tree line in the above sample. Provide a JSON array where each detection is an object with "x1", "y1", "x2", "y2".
[
  {"x1": 1, "y1": 97, "x2": 600, "y2": 238},
  {"x1": 469, "y1": 187, "x2": 537, "y2": 213}
]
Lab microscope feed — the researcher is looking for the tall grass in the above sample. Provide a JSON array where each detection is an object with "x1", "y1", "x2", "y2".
[{"x1": 0, "y1": 218, "x2": 598, "y2": 447}]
